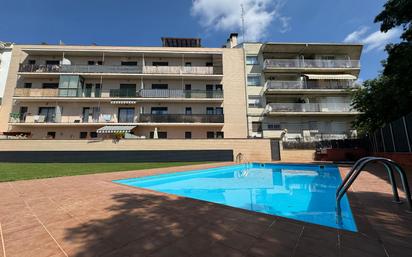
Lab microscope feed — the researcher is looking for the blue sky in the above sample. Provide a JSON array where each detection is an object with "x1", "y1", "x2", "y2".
[{"x1": 0, "y1": 0, "x2": 402, "y2": 80}]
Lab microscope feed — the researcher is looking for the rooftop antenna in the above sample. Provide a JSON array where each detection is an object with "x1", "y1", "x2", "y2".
[{"x1": 241, "y1": 4, "x2": 245, "y2": 42}]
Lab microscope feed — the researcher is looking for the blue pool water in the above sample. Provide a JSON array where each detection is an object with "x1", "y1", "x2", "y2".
[{"x1": 114, "y1": 163, "x2": 357, "y2": 231}]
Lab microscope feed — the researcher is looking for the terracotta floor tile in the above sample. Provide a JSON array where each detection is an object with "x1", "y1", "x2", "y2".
[
  {"x1": 1, "y1": 162, "x2": 411, "y2": 257},
  {"x1": 219, "y1": 230, "x2": 258, "y2": 252},
  {"x1": 248, "y1": 238, "x2": 294, "y2": 257}
]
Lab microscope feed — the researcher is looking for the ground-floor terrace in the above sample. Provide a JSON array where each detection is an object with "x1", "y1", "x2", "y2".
[
  {"x1": 1, "y1": 162, "x2": 411, "y2": 257},
  {"x1": 6, "y1": 125, "x2": 225, "y2": 139},
  {"x1": 247, "y1": 115, "x2": 357, "y2": 141}
]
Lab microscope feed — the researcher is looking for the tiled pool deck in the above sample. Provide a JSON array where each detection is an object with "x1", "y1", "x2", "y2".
[{"x1": 1, "y1": 162, "x2": 412, "y2": 257}]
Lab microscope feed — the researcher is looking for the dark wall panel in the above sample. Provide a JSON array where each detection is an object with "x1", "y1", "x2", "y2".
[
  {"x1": 0, "y1": 150, "x2": 234, "y2": 163},
  {"x1": 270, "y1": 140, "x2": 281, "y2": 161}
]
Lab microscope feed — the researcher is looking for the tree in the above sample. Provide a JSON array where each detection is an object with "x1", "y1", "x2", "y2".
[{"x1": 351, "y1": 0, "x2": 412, "y2": 134}]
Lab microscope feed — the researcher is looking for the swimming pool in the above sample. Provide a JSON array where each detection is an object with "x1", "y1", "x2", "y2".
[{"x1": 114, "y1": 163, "x2": 357, "y2": 231}]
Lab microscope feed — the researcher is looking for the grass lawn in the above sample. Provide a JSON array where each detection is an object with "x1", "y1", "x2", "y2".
[{"x1": 0, "y1": 162, "x2": 208, "y2": 182}]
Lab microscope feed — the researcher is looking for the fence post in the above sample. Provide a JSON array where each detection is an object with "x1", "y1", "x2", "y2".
[
  {"x1": 389, "y1": 123, "x2": 396, "y2": 152},
  {"x1": 403, "y1": 116, "x2": 412, "y2": 152}
]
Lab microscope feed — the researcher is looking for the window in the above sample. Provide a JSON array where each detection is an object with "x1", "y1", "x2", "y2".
[
  {"x1": 185, "y1": 62, "x2": 192, "y2": 66},
  {"x1": 185, "y1": 131, "x2": 192, "y2": 139},
  {"x1": 47, "y1": 132, "x2": 56, "y2": 139},
  {"x1": 121, "y1": 61, "x2": 138, "y2": 66},
  {"x1": 58, "y1": 75, "x2": 84, "y2": 97},
  {"x1": 206, "y1": 107, "x2": 214, "y2": 115},
  {"x1": 38, "y1": 107, "x2": 56, "y2": 122},
  {"x1": 46, "y1": 60, "x2": 60, "y2": 65},
  {"x1": 42, "y1": 83, "x2": 59, "y2": 89},
  {"x1": 247, "y1": 75, "x2": 261, "y2": 86},
  {"x1": 88, "y1": 61, "x2": 95, "y2": 65},
  {"x1": 252, "y1": 122, "x2": 263, "y2": 133},
  {"x1": 84, "y1": 84, "x2": 93, "y2": 97},
  {"x1": 82, "y1": 107, "x2": 90, "y2": 123},
  {"x1": 95, "y1": 84, "x2": 101, "y2": 97},
  {"x1": 80, "y1": 132, "x2": 87, "y2": 139},
  {"x1": 215, "y1": 107, "x2": 223, "y2": 115},
  {"x1": 151, "y1": 107, "x2": 168, "y2": 115},
  {"x1": 19, "y1": 107, "x2": 28, "y2": 122},
  {"x1": 207, "y1": 131, "x2": 215, "y2": 139},
  {"x1": 119, "y1": 84, "x2": 136, "y2": 97},
  {"x1": 206, "y1": 62, "x2": 213, "y2": 67},
  {"x1": 267, "y1": 123, "x2": 281, "y2": 130},
  {"x1": 97, "y1": 61, "x2": 103, "y2": 65},
  {"x1": 24, "y1": 83, "x2": 32, "y2": 88},
  {"x1": 248, "y1": 96, "x2": 262, "y2": 108},
  {"x1": 151, "y1": 84, "x2": 168, "y2": 89},
  {"x1": 28, "y1": 60, "x2": 36, "y2": 65},
  {"x1": 90, "y1": 132, "x2": 98, "y2": 138},
  {"x1": 216, "y1": 132, "x2": 224, "y2": 139},
  {"x1": 185, "y1": 107, "x2": 192, "y2": 115},
  {"x1": 152, "y1": 61, "x2": 168, "y2": 66},
  {"x1": 215, "y1": 84, "x2": 223, "y2": 91},
  {"x1": 246, "y1": 56, "x2": 259, "y2": 65},
  {"x1": 185, "y1": 84, "x2": 192, "y2": 90},
  {"x1": 118, "y1": 108, "x2": 135, "y2": 123},
  {"x1": 150, "y1": 131, "x2": 167, "y2": 139}
]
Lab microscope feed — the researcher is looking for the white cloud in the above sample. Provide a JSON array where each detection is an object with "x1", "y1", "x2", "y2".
[
  {"x1": 191, "y1": 0, "x2": 290, "y2": 42},
  {"x1": 344, "y1": 26, "x2": 402, "y2": 52}
]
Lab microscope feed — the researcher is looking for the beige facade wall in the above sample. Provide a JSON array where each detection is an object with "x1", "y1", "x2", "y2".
[
  {"x1": 0, "y1": 47, "x2": 23, "y2": 132},
  {"x1": 0, "y1": 139, "x2": 273, "y2": 162},
  {"x1": 280, "y1": 149, "x2": 315, "y2": 163},
  {"x1": 221, "y1": 48, "x2": 248, "y2": 138},
  {"x1": 0, "y1": 44, "x2": 248, "y2": 139}
]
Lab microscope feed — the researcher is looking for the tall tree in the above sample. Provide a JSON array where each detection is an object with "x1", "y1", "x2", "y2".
[{"x1": 352, "y1": 0, "x2": 412, "y2": 134}]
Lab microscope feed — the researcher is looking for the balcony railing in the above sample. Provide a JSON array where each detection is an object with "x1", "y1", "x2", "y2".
[
  {"x1": 139, "y1": 89, "x2": 223, "y2": 98},
  {"x1": 139, "y1": 114, "x2": 224, "y2": 123},
  {"x1": 9, "y1": 113, "x2": 59, "y2": 123},
  {"x1": 109, "y1": 89, "x2": 139, "y2": 98},
  {"x1": 263, "y1": 59, "x2": 360, "y2": 69},
  {"x1": 265, "y1": 103, "x2": 354, "y2": 113},
  {"x1": 14, "y1": 88, "x2": 224, "y2": 99},
  {"x1": 9, "y1": 113, "x2": 224, "y2": 124},
  {"x1": 262, "y1": 122, "x2": 349, "y2": 133},
  {"x1": 265, "y1": 80, "x2": 357, "y2": 90},
  {"x1": 18, "y1": 64, "x2": 219, "y2": 75}
]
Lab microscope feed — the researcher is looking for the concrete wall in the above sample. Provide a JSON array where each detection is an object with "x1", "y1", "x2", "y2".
[
  {"x1": 280, "y1": 149, "x2": 315, "y2": 163},
  {"x1": 0, "y1": 138, "x2": 274, "y2": 162}
]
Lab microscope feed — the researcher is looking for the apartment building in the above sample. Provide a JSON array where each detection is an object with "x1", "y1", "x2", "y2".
[
  {"x1": 236, "y1": 36, "x2": 362, "y2": 142},
  {"x1": 0, "y1": 38, "x2": 248, "y2": 139},
  {"x1": 0, "y1": 41, "x2": 14, "y2": 103}
]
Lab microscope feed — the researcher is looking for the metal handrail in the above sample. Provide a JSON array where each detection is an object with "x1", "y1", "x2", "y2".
[{"x1": 336, "y1": 157, "x2": 412, "y2": 215}]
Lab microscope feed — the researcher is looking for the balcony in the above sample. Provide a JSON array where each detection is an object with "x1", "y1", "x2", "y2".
[
  {"x1": 265, "y1": 80, "x2": 357, "y2": 91},
  {"x1": 9, "y1": 113, "x2": 136, "y2": 124},
  {"x1": 139, "y1": 89, "x2": 223, "y2": 99},
  {"x1": 263, "y1": 59, "x2": 360, "y2": 70},
  {"x1": 9, "y1": 113, "x2": 224, "y2": 124},
  {"x1": 18, "y1": 64, "x2": 219, "y2": 75},
  {"x1": 14, "y1": 88, "x2": 223, "y2": 99},
  {"x1": 14, "y1": 88, "x2": 59, "y2": 97},
  {"x1": 139, "y1": 114, "x2": 224, "y2": 123},
  {"x1": 265, "y1": 103, "x2": 357, "y2": 114}
]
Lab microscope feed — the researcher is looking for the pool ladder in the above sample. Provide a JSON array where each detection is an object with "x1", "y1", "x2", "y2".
[{"x1": 336, "y1": 156, "x2": 412, "y2": 215}]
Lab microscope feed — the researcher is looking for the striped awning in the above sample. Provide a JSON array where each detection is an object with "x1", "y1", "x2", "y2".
[
  {"x1": 304, "y1": 74, "x2": 356, "y2": 80},
  {"x1": 110, "y1": 100, "x2": 137, "y2": 105},
  {"x1": 97, "y1": 125, "x2": 137, "y2": 134}
]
